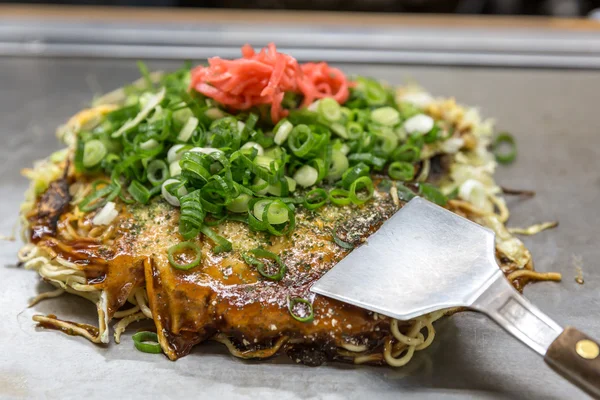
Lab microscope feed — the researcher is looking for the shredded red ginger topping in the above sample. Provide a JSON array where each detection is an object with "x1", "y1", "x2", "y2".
[{"x1": 189, "y1": 43, "x2": 350, "y2": 123}]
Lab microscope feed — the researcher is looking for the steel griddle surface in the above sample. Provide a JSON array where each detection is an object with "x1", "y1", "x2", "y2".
[{"x1": 0, "y1": 58, "x2": 598, "y2": 400}]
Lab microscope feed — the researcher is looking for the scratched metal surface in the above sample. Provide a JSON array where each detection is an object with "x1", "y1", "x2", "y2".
[{"x1": 0, "y1": 58, "x2": 599, "y2": 400}]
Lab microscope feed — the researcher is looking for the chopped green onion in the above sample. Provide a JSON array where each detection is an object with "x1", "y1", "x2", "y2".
[
  {"x1": 309, "y1": 158, "x2": 327, "y2": 183},
  {"x1": 203, "y1": 214, "x2": 227, "y2": 227},
  {"x1": 399, "y1": 101, "x2": 421, "y2": 119},
  {"x1": 254, "y1": 155, "x2": 278, "y2": 171},
  {"x1": 200, "y1": 176, "x2": 235, "y2": 212},
  {"x1": 388, "y1": 161, "x2": 415, "y2": 181},
  {"x1": 263, "y1": 146, "x2": 284, "y2": 160},
  {"x1": 74, "y1": 138, "x2": 85, "y2": 172},
  {"x1": 251, "y1": 199, "x2": 270, "y2": 220},
  {"x1": 132, "y1": 331, "x2": 161, "y2": 354},
  {"x1": 226, "y1": 193, "x2": 251, "y2": 213},
  {"x1": 161, "y1": 178, "x2": 187, "y2": 207},
  {"x1": 447, "y1": 186, "x2": 459, "y2": 200},
  {"x1": 147, "y1": 160, "x2": 169, "y2": 186},
  {"x1": 329, "y1": 188, "x2": 352, "y2": 206},
  {"x1": 179, "y1": 190, "x2": 205, "y2": 239},
  {"x1": 338, "y1": 143, "x2": 350, "y2": 155},
  {"x1": 243, "y1": 248, "x2": 286, "y2": 281},
  {"x1": 396, "y1": 183, "x2": 417, "y2": 202},
  {"x1": 79, "y1": 183, "x2": 119, "y2": 212},
  {"x1": 167, "y1": 144, "x2": 188, "y2": 163},
  {"x1": 318, "y1": 97, "x2": 342, "y2": 122},
  {"x1": 112, "y1": 87, "x2": 165, "y2": 138},
  {"x1": 252, "y1": 177, "x2": 270, "y2": 195},
  {"x1": 347, "y1": 153, "x2": 386, "y2": 171},
  {"x1": 419, "y1": 183, "x2": 448, "y2": 206},
  {"x1": 365, "y1": 85, "x2": 387, "y2": 106},
  {"x1": 241, "y1": 141, "x2": 264, "y2": 155},
  {"x1": 346, "y1": 121, "x2": 363, "y2": 140},
  {"x1": 288, "y1": 108, "x2": 319, "y2": 125},
  {"x1": 205, "y1": 107, "x2": 227, "y2": 120},
  {"x1": 177, "y1": 116, "x2": 199, "y2": 142},
  {"x1": 233, "y1": 151, "x2": 282, "y2": 186},
  {"x1": 341, "y1": 162, "x2": 370, "y2": 189},
  {"x1": 249, "y1": 198, "x2": 295, "y2": 236},
  {"x1": 149, "y1": 105, "x2": 164, "y2": 122},
  {"x1": 173, "y1": 107, "x2": 192, "y2": 124},
  {"x1": 200, "y1": 225, "x2": 232, "y2": 253},
  {"x1": 139, "y1": 138, "x2": 159, "y2": 151},
  {"x1": 349, "y1": 176, "x2": 374, "y2": 205},
  {"x1": 210, "y1": 116, "x2": 238, "y2": 135},
  {"x1": 407, "y1": 134, "x2": 425, "y2": 149},
  {"x1": 127, "y1": 180, "x2": 152, "y2": 204},
  {"x1": 304, "y1": 188, "x2": 328, "y2": 210},
  {"x1": 248, "y1": 128, "x2": 274, "y2": 149},
  {"x1": 391, "y1": 144, "x2": 421, "y2": 163},
  {"x1": 372, "y1": 128, "x2": 399, "y2": 157},
  {"x1": 352, "y1": 109, "x2": 370, "y2": 126},
  {"x1": 359, "y1": 132, "x2": 374, "y2": 149},
  {"x1": 180, "y1": 151, "x2": 212, "y2": 184},
  {"x1": 340, "y1": 106, "x2": 352, "y2": 121},
  {"x1": 333, "y1": 227, "x2": 354, "y2": 249},
  {"x1": 69, "y1": 66, "x2": 479, "y2": 244},
  {"x1": 253, "y1": 199, "x2": 289, "y2": 224},
  {"x1": 287, "y1": 296, "x2": 314, "y2": 323},
  {"x1": 423, "y1": 125, "x2": 441, "y2": 143},
  {"x1": 239, "y1": 113, "x2": 258, "y2": 140},
  {"x1": 273, "y1": 119, "x2": 294, "y2": 145},
  {"x1": 169, "y1": 161, "x2": 182, "y2": 177},
  {"x1": 189, "y1": 147, "x2": 223, "y2": 156},
  {"x1": 102, "y1": 153, "x2": 121, "y2": 172},
  {"x1": 288, "y1": 124, "x2": 318, "y2": 158},
  {"x1": 492, "y1": 132, "x2": 517, "y2": 164},
  {"x1": 266, "y1": 176, "x2": 297, "y2": 196},
  {"x1": 327, "y1": 151, "x2": 349, "y2": 181},
  {"x1": 293, "y1": 164, "x2": 318, "y2": 188},
  {"x1": 226, "y1": 214, "x2": 249, "y2": 224},
  {"x1": 167, "y1": 241, "x2": 202, "y2": 270},
  {"x1": 354, "y1": 77, "x2": 388, "y2": 106},
  {"x1": 236, "y1": 120, "x2": 246, "y2": 133},
  {"x1": 82, "y1": 140, "x2": 107, "y2": 168},
  {"x1": 371, "y1": 107, "x2": 400, "y2": 126},
  {"x1": 330, "y1": 123, "x2": 347, "y2": 139}
]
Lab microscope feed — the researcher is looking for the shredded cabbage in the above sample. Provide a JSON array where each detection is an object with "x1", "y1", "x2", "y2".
[{"x1": 92, "y1": 202, "x2": 118, "y2": 226}]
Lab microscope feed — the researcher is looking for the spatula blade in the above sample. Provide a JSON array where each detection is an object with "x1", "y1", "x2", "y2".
[{"x1": 311, "y1": 197, "x2": 499, "y2": 320}]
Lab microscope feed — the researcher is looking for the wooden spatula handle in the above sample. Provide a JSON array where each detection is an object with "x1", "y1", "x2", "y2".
[
  {"x1": 545, "y1": 327, "x2": 600, "y2": 398},
  {"x1": 473, "y1": 272, "x2": 600, "y2": 398}
]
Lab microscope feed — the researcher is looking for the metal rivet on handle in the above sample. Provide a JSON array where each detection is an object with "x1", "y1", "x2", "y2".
[{"x1": 575, "y1": 339, "x2": 599, "y2": 360}]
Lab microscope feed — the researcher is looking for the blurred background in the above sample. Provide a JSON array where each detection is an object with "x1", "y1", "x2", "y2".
[{"x1": 1, "y1": 0, "x2": 600, "y2": 17}]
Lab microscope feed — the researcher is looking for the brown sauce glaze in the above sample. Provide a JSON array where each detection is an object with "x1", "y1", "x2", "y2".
[
  {"x1": 29, "y1": 177, "x2": 523, "y2": 363},
  {"x1": 30, "y1": 178, "x2": 71, "y2": 240}
]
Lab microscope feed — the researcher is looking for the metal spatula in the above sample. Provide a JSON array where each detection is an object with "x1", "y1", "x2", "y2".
[{"x1": 311, "y1": 197, "x2": 600, "y2": 398}]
